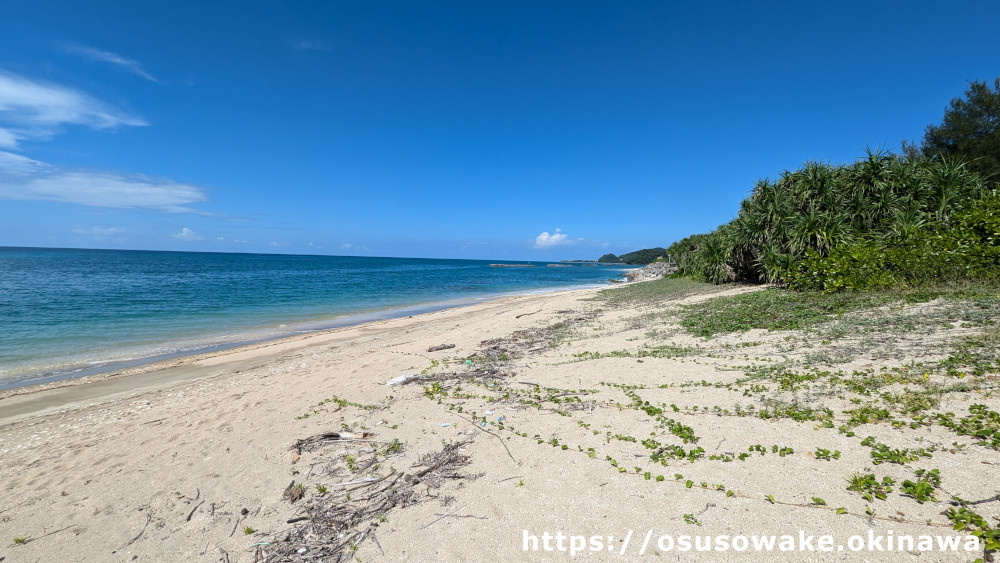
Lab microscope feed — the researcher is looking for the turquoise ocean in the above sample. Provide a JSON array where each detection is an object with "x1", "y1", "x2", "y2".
[{"x1": 0, "y1": 247, "x2": 629, "y2": 390}]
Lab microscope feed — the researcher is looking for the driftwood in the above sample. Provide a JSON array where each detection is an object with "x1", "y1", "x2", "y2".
[
  {"x1": 263, "y1": 439, "x2": 476, "y2": 562},
  {"x1": 426, "y1": 343, "x2": 456, "y2": 352},
  {"x1": 292, "y1": 432, "x2": 374, "y2": 454}
]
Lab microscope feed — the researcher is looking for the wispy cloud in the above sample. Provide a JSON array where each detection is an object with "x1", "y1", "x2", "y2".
[
  {"x1": 0, "y1": 151, "x2": 48, "y2": 174},
  {"x1": 73, "y1": 226, "x2": 126, "y2": 243},
  {"x1": 172, "y1": 227, "x2": 203, "y2": 241},
  {"x1": 0, "y1": 155, "x2": 208, "y2": 212},
  {"x1": 0, "y1": 70, "x2": 147, "y2": 148},
  {"x1": 73, "y1": 226, "x2": 125, "y2": 236},
  {"x1": 341, "y1": 242, "x2": 368, "y2": 251},
  {"x1": 291, "y1": 39, "x2": 332, "y2": 52},
  {"x1": 534, "y1": 228, "x2": 571, "y2": 249},
  {"x1": 0, "y1": 127, "x2": 17, "y2": 149},
  {"x1": 0, "y1": 70, "x2": 213, "y2": 216},
  {"x1": 66, "y1": 45, "x2": 158, "y2": 82}
]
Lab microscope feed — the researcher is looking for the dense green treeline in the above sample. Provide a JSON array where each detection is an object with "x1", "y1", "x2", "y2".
[
  {"x1": 598, "y1": 248, "x2": 668, "y2": 265},
  {"x1": 667, "y1": 77, "x2": 1000, "y2": 291}
]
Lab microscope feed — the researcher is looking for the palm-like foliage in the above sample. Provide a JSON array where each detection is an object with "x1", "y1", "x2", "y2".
[{"x1": 668, "y1": 148, "x2": 988, "y2": 285}]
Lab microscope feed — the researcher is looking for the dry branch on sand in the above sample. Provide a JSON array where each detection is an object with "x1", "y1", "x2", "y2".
[{"x1": 262, "y1": 439, "x2": 477, "y2": 562}]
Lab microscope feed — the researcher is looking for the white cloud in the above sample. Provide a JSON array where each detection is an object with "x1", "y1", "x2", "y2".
[
  {"x1": 534, "y1": 228, "x2": 571, "y2": 249},
  {"x1": 66, "y1": 45, "x2": 158, "y2": 82},
  {"x1": 172, "y1": 227, "x2": 203, "y2": 241},
  {"x1": 341, "y1": 243, "x2": 368, "y2": 251},
  {"x1": 0, "y1": 70, "x2": 147, "y2": 148},
  {"x1": 0, "y1": 165, "x2": 208, "y2": 212},
  {"x1": 270, "y1": 241, "x2": 289, "y2": 247}
]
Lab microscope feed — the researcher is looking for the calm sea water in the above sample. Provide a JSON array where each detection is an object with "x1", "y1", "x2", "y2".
[{"x1": 0, "y1": 247, "x2": 628, "y2": 390}]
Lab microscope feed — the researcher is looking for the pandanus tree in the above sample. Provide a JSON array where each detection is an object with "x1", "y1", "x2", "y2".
[{"x1": 668, "y1": 146, "x2": 987, "y2": 285}]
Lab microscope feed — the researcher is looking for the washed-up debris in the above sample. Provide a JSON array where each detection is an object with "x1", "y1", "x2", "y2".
[
  {"x1": 264, "y1": 439, "x2": 477, "y2": 562},
  {"x1": 386, "y1": 374, "x2": 422, "y2": 386},
  {"x1": 292, "y1": 431, "x2": 375, "y2": 454},
  {"x1": 283, "y1": 480, "x2": 306, "y2": 503},
  {"x1": 426, "y1": 343, "x2": 456, "y2": 352}
]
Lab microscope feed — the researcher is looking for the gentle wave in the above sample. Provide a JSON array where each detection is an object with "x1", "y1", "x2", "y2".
[{"x1": 0, "y1": 247, "x2": 628, "y2": 390}]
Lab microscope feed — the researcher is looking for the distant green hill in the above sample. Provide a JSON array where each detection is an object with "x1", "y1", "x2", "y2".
[{"x1": 598, "y1": 248, "x2": 668, "y2": 265}]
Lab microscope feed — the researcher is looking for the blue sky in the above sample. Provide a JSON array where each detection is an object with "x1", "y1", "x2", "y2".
[{"x1": 1, "y1": 1, "x2": 998, "y2": 260}]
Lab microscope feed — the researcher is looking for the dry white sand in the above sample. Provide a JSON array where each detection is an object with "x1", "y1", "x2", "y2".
[{"x1": 1, "y1": 285, "x2": 997, "y2": 562}]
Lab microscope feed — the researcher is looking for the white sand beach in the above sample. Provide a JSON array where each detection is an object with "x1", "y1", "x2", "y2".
[{"x1": 1, "y1": 283, "x2": 997, "y2": 562}]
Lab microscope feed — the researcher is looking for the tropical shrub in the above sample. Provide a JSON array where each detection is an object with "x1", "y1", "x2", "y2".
[{"x1": 669, "y1": 149, "x2": 992, "y2": 289}]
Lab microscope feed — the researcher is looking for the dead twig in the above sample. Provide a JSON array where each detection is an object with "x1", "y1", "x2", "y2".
[
  {"x1": 0, "y1": 499, "x2": 29, "y2": 514},
  {"x1": 451, "y1": 412, "x2": 517, "y2": 465},
  {"x1": 418, "y1": 503, "x2": 465, "y2": 530},
  {"x1": 187, "y1": 500, "x2": 205, "y2": 522},
  {"x1": 125, "y1": 514, "x2": 152, "y2": 547}
]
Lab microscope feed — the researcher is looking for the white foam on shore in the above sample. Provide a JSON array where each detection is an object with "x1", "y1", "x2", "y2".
[{"x1": 0, "y1": 280, "x2": 621, "y2": 392}]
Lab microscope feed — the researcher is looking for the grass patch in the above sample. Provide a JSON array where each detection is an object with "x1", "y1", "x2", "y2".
[
  {"x1": 593, "y1": 277, "x2": 719, "y2": 307},
  {"x1": 680, "y1": 288, "x2": 894, "y2": 337},
  {"x1": 677, "y1": 283, "x2": 998, "y2": 339}
]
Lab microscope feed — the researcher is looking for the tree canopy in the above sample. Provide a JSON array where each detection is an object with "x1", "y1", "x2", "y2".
[
  {"x1": 922, "y1": 77, "x2": 1000, "y2": 181},
  {"x1": 618, "y1": 247, "x2": 668, "y2": 265}
]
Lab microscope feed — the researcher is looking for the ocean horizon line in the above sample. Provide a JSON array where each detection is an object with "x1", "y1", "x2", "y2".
[
  {"x1": 0, "y1": 247, "x2": 630, "y2": 392},
  {"x1": 0, "y1": 244, "x2": 627, "y2": 265}
]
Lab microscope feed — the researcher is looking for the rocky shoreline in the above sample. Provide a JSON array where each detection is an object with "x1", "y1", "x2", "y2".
[{"x1": 624, "y1": 261, "x2": 677, "y2": 282}]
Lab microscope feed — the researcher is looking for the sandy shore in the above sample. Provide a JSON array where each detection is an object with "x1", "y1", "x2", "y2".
[{"x1": 1, "y1": 283, "x2": 997, "y2": 562}]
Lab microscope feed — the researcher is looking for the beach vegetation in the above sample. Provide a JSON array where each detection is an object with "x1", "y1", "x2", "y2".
[
  {"x1": 846, "y1": 473, "x2": 895, "y2": 502},
  {"x1": 667, "y1": 151, "x2": 995, "y2": 289},
  {"x1": 812, "y1": 448, "x2": 840, "y2": 461},
  {"x1": 664, "y1": 79, "x2": 1000, "y2": 293},
  {"x1": 900, "y1": 469, "x2": 940, "y2": 503},
  {"x1": 946, "y1": 507, "x2": 1000, "y2": 560},
  {"x1": 683, "y1": 513, "x2": 701, "y2": 526}
]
